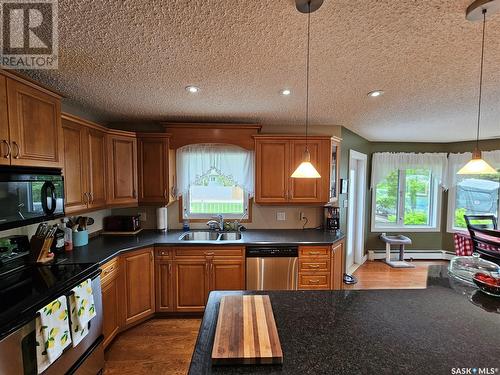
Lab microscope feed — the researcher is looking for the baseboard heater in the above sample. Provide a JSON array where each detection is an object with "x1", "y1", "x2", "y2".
[{"x1": 368, "y1": 250, "x2": 455, "y2": 261}]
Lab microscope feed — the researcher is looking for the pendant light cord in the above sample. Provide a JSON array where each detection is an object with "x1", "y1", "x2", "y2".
[
  {"x1": 476, "y1": 8, "x2": 487, "y2": 151},
  {"x1": 305, "y1": 1, "x2": 311, "y2": 151}
]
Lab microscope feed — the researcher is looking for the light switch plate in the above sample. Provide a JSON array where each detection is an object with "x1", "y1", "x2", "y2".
[
  {"x1": 343, "y1": 200, "x2": 348, "y2": 208},
  {"x1": 276, "y1": 212, "x2": 286, "y2": 221},
  {"x1": 139, "y1": 212, "x2": 147, "y2": 222}
]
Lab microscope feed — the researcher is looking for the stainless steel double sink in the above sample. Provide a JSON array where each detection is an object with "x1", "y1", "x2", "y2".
[{"x1": 178, "y1": 231, "x2": 243, "y2": 241}]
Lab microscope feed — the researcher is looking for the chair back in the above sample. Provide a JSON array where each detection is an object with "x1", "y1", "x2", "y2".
[
  {"x1": 464, "y1": 215, "x2": 497, "y2": 230},
  {"x1": 467, "y1": 225, "x2": 500, "y2": 265}
]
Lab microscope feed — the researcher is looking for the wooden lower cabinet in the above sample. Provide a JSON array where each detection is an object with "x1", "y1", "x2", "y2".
[
  {"x1": 101, "y1": 275, "x2": 120, "y2": 349},
  {"x1": 155, "y1": 259, "x2": 174, "y2": 312},
  {"x1": 210, "y1": 259, "x2": 245, "y2": 291},
  {"x1": 100, "y1": 259, "x2": 120, "y2": 349},
  {"x1": 173, "y1": 260, "x2": 209, "y2": 312},
  {"x1": 298, "y1": 242, "x2": 344, "y2": 290},
  {"x1": 121, "y1": 248, "x2": 155, "y2": 327}
]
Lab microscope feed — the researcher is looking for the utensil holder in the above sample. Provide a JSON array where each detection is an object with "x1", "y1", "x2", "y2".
[
  {"x1": 73, "y1": 230, "x2": 88, "y2": 247},
  {"x1": 31, "y1": 236, "x2": 54, "y2": 263}
]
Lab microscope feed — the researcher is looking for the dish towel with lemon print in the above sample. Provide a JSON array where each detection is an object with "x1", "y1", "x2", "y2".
[
  {"x1": 69, "y1": 278, "x2": 96, "y2": 347},
  {"x1": 35, "y1": 296, "x2": 72, "y2": 374}
]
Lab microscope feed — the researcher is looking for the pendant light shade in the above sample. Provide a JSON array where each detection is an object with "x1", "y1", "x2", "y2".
[
  {"x1": 457, "y1": 150, "x2": 497, "y2": 175},
  {"x1": 291, "y1": 0, "x2": 322, "y2": 179},
  {"x1": 459, "y1": 2, "x2": 499, "y2": 175},
  {"x1": 291, "y1": 148, "x2": 321, "y2": 178}
]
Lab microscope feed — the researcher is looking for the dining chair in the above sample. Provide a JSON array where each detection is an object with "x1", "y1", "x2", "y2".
[
  {"x1": 467, "y1": 225, "x2": 500, "y2": 265},
  {"x1": 464, "y1": 215, "x2": 497, "y2": 230}
]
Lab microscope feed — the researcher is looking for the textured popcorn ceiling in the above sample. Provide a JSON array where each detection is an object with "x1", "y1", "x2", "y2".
[{"x1": 24, "y1": 0, "x2": 500, "y2": 142}]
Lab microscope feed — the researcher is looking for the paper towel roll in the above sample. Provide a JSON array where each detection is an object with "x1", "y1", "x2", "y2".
[{"x1": 156, "y1": 206, "x2": 168, "y2": 231}]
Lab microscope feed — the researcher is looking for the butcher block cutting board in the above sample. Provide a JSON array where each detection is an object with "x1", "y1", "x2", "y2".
[{"x1": 212, "y1": 295, "x2": 283, "y2": 365}]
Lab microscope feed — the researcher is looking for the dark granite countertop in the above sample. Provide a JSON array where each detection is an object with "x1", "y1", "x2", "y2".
[
  {"x1": 189, "y1": 266, "x2": 500, "y2": 375},
  {"x1": 57, "y1": 229, "x2": 345, "y2": 265}
]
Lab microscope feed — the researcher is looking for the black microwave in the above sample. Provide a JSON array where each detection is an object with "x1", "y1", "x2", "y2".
[{"x1": 0, "y1": 167, "x2": 65, "y2": 231}]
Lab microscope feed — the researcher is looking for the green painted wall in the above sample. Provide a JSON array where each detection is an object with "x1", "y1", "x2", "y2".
[{"x1": 339, "y1": 128, "x2": 500, "y2": 253}]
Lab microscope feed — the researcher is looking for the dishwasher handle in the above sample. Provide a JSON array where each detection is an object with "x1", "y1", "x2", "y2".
[{"x1": 246, "y1": 246, "x2": 298, "y2": 257}]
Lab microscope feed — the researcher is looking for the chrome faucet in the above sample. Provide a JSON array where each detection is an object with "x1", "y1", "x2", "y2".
[{"x1": 206, "y1": 214, "x2": 224, "y2": 231}]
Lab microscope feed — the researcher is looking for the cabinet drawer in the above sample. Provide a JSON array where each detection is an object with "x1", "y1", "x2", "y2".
[
  {"x1": 155, "y1": 247, "x2": 172, "y2": 259},
  {"x1": 173, "y1": 247, "x2": 244, "y2": 259},
  {"x1": 100, "y1": 258, "x2": 119, "y2": 285},
  {"x1": 299, "y1": 258, "x2": 330, "y2": 272},
  {"x1": 298, "y1": 273, "x2": 330, "y2": 289},
  {"x1": 299, "y1": 246, "x2": 330, "y2": 258}
]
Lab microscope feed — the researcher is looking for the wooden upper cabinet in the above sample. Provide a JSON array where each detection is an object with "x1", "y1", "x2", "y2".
[
  {"x1": 255, "y1": 135, "x2": 335, "y2": 204},
  {"x1": 255, "y1": 139, "x2": 289, "y2": 203},
  {"x1": 6, "y1": 77, "x2": 62, "y2": 168},
  {"x1": 137, "y1": 134, "x2": 175, "y2": 205},
  {"x1": 87, "y1": 128, "x2": 107, "y2": 210},
  {"x1": 0, "y1": 76, "x2": 10, "y2": 166},
  {"x1": 289, "y1": 139, "x2": 331, "y2": 203},
  {"x1": 107, "y1": 132, "x2": 138, "y2": 206},
  {"x1": 121, "y1": 248, "x2": 155, "y2": 327},
  {"x1": 62, "y1": 120, "x2": 88, "y2": 213},
  {"x1": 62, "y1": 114, "x2": 108, "y2": 214}
]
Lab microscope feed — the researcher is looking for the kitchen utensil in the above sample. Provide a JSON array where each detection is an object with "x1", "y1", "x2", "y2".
[{"x1": 448, "y1": 254, "x2": 500, "y2": 285}]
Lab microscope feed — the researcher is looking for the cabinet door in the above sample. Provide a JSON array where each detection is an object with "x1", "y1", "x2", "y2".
[
  {"x1": 210, "y1": 259, "x2": 245, "y2": 291},
  {"x1": 137, "y1": 137, "x2": 168, "y2": 204},
  {"x1": 255, "y1": 139, "x2": 289, "y2": 203},
  {"x1": 331, "y1": 241, "x2": 344, "y2": 291},
  {"x1": 107, "y1": 134, "x2": 138, "y2": 205},
  {"x1": 101, "y1": 276, "x2": 120, "y2": 349},
  {"x1": 122, "y1": 248, "x2": 155, "y2": 326},
  {"x1": 87, "y1": 129, "x2": 107, "y2": 210},
  {"x1": 289, "y1": 140, "x2": 325, "y2": 203},
  {"x1": 7, "y1": 78, "x2": 62, "y2": 167},
  {"x1": 173, "y1": 260, "x2": 209, "y2": 312},
  {"x1": 155, "y1": 260, "x2": 173, "y2": 312},
  {"x1": 0, "y1": 76, "x2": 10, "y2": 165},
  {"x1": 62, "y1": 121, "x2": 88, "y2": 214}
]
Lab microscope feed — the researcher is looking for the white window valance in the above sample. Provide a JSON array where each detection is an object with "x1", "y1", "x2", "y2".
[
  {"x1": 176, "y1": 144, "x2": 255, "y2": 198},
  {"x1": 371, "y1": 152, "x2": 448, "y2": 189},
  {"x1": 447, "y1": 150, "x2": 500, "y2": 188}
]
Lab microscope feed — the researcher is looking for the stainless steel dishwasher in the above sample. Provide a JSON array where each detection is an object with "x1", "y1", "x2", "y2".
[{"x1": 246, "y1": 246, "x2": 298, "y2": 290}]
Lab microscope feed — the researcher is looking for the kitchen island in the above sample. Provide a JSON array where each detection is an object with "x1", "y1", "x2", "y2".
[{"x1": 189, "y1": 266, "x2": 500, "y2": 375}]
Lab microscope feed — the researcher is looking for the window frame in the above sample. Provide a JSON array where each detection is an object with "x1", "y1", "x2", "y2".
[
  {"x1": 446, "y1": 178, "x2": 500, "y2": 233},
  {"x1": 371, "y1": 169, "x2": 442, "y2": 233}
]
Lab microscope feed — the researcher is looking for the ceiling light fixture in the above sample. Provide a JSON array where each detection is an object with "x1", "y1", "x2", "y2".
[
  {"x1": 185, "y1": 85, "x2": 200, "y2": 93},
  {"x1": 367, "y1": 90, "x2": 384, "y2": 98},
  {"x1": 458, "y1": 0, "x2": 498, "y2": 175},
  {"x1": 291, "y1": 0, "x2": 322, "y2": 179},
  {"x1": 280, "y1": 89, "x2": 292, "y2": 96}
]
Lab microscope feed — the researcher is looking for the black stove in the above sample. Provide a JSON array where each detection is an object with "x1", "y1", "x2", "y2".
[{"x1": 0, "y1": 256, "x2": 100, "y2": 339}]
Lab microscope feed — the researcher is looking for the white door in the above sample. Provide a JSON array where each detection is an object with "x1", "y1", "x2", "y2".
[{"x1": 346, "y1": 150, "x2": 368, "y2": 274}]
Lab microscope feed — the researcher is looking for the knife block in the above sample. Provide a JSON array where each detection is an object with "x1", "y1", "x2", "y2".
[{"x1": 31, "y1": 236, "x2": 54, "y2": 263}]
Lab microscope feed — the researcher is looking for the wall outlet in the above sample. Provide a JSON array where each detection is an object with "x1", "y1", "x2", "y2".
[
  {"x1": 300, "y1": 212, "x2": 306, "y2": 221},
  {"x1": 276, "y1": 212, "x2": 286, "y2": 221},
  {"x1": 139, "y1": 212, "x2": 147, "y2": 222},
  {"x1": 343, "y1": 200, "x2": 348, "y2": 208}
]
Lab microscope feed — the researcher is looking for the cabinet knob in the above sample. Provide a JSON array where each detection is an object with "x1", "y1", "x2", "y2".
[{"x1": 1, "y1": 140, "x2": 10, "y2": 158}]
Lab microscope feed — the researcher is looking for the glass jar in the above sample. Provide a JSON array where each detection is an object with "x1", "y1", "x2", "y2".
[{"x1": 448, "y1": 253, "x2": 500, "y2": 285}]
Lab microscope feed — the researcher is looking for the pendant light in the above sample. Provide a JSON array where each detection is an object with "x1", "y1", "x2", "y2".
[
  {"x1": 458, "y1": 1, "x2": 499, "y2": 175},
  {"x1": 291, "y1": 0, "x2": 322, "y2": 179}
]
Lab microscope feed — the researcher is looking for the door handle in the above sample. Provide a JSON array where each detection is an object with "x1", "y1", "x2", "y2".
[
  {"x1": 164, "y1": 188, "x2": 167, "y2": 199},
  {"x1": 309, "y1": 279, "x2": 320, "y2": 284},
  {"x1": 90, "y1": 192, "x2": 94, "y2": 204},
  {"x1": 12, "y1": 141, "x2": 20, "y2": 159},
  {"x1": 308, "y1": 264, "x2": 320, "y2": 268},
  {"x1": 168, "y1": 262, "x2": 172, "y2": 274},
  {"x1": 84, "y1": 192, "x2": 89, "y2": 205},
  {"x1": 1, "y1": 140, "x2": 10, "y2": 158}
]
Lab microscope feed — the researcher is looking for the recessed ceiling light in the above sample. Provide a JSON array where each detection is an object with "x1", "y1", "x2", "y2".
[
  {"x1": 185, "y1": 85, "x2": 200, "y2": 93},
  {"x1": 367, "y1": 90, "x2": 384, "y2": 98},
  {"x1": 280, "y1": 89, "x2": 292, "y2": 96}
]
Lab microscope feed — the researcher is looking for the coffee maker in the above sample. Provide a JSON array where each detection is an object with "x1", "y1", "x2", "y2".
[{"x1": 324, "y1": 206, "x2": 340, "y2": 232}]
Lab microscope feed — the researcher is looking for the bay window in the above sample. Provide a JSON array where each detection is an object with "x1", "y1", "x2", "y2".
[{"x1": 371, "y1": 152, "x2": 447, "y2": 232}]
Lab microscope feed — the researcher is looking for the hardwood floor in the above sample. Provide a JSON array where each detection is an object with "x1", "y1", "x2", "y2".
[
  {"x1": 104, "y1": 318, "x2": 201, "y2": 375},
  {"x1": 344, "y1": 260, "x2": 448, "y2": 290},
  {"x1": 104, "y1": 260, "x2": 447, "y2": 374}
]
